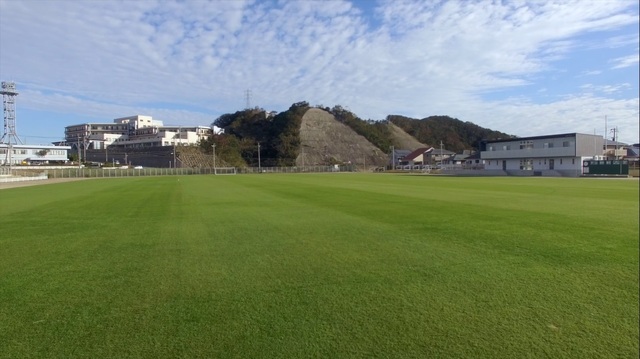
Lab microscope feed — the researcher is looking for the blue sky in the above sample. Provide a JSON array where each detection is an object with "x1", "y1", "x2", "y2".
[{"x1": 0, "y1": 0, "x2": 638, "y2": 145}]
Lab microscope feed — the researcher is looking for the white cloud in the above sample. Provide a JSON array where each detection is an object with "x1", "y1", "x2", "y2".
[
  {"x1": 1, "y1": 0, "x2": 638, "y2": 144},
  {"x1": 610, "y1": 54, "x2": 639, "y2": 69},
  {"x1": 580, "y1": 83, "x2": 632, "y2": 94},
  {"x1": 580, "y1": 70, "x2": 602, "y2": 76}
]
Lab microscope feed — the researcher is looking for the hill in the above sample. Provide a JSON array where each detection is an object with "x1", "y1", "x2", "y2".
[
  {"x1": 298, "y1": 108, "x2": 388, "y2": 167},
  {"x1": 206, "y1": 102, "x2": 514, "y2": 168},
  {"x1": 387, "y1": 122, "x2": 428, "y2": 150},
  {"x1": 387, "y1": 115, "x2": 514, "y2": 153}
]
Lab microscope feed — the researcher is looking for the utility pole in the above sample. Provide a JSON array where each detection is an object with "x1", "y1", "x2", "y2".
[
  {"x1": 83, "y1": 136, "x2": 87, "y2": 165},
  {"x1": 77, "y1": 137, "x2": 81, "y2": 167},
  {"x1": 173, "y1": 142, "x2": 176, "y2": 169},
  {"x1": 212, "y1": 143, "x2": 216, "y2": 175},
  {"x1": 611, "y1": 126, "x2": 619, "y2": 159},
  {"x1": 391, "y1": 145, "x2": 395, "y2": 170},
  {"x1": 257, "y1": 142, "x2": 261, "y2": 172},
  {"x1": 604, "y1": 115, "x2": 607, "y2": 158}
]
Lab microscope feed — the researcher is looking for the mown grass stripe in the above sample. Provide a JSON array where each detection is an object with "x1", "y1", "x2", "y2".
[{"x1": 0, "y1": 174, "x2": 637, "y2": 358}]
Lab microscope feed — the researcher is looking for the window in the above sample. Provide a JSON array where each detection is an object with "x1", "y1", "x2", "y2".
[
  {"x1": 572, "y1": 159, "x2": 575, "y2": 165},
  {"x1": 560, "y1": 159, "x2": 563, "y2": 165},
  {"x1": 519, "y1": 141, "x2": 533, "y2": 149},
  {"x1": 544, "y1": 142, "x2": 554, "y2": 148},
  {"x1": 503, "y1": 145, "x2": 510, "y2": 150},
  {"x1": 563, "y1": 141, "x2": 570, "y2": 147},
  {"x1": 519, "y1": 159, "x2": 533, "y2": 170}
]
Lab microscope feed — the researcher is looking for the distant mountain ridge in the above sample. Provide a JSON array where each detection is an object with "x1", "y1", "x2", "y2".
[{"x1": 387, "y1": 115, "x2": 515, "y2": 153}]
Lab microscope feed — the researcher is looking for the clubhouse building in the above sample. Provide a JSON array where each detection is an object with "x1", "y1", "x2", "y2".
[{"x1": 480, "y1": 133, "x2": 604, "y2": 176}]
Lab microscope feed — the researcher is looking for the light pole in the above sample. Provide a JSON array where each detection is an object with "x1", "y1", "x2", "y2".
[
  {"x1": 212, "y1": 143, "x2": 216, "y2": 175},
  {"x1": 440, "y1": 141, "x2": 444, "y2": 169},
  {"x1": 257, "y1": 142, "x2": 261, "y2": 172},
  {"x1": 173, "y1": 142, "x2": 176, "y2": 169}
]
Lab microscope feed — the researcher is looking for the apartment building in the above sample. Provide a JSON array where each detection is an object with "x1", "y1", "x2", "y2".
[{"x1": 65, "y1": 115, "x2": 212, "y2": 150}]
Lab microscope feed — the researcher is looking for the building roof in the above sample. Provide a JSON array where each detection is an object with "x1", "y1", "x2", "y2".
[
  {"x1": 451, "y1": 153, "x2": 470, "y2": 161},
  {"x1": 403, "y1": 147, "x2": 434, "y2": 161},
  {"x1": 391, "y1": 149, "x2": 411, "y2": 157},
  {"x1": 483, "y1": 132, "x2": 589, "y2": 144},
  {"x1": 627, "y1": 146, "x2": 640, "y2": 158},
  {"x1": 65, "y1": 122, "x2": 116, "y2": 127},
  {"x1": 431, "y1": 148, "x2": 455, "y2": 155},
  {"x1": 464, "y1": 152, "x2": 481, "y2": 160},
  {"x1": 0, "y1": 143, "x2": 70, "y2": 149},
  {"x1": 604, "y1": 140, "x2": 628, "y2": 147}
]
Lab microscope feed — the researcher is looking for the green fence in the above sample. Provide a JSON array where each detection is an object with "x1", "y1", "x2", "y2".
[{"x1": 583, "y1": 160, "x2": 629, "y2": 176}]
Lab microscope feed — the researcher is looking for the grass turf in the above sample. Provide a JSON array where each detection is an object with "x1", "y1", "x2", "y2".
[{"x1": 0, "y1": 174, "x2": 638, "y2": 358}]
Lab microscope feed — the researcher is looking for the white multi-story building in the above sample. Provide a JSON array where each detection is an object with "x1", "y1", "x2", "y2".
[
  {"x1": 481, "y1": 133, "x2": 604, "y2": 176},
  {"x1": 0, "y1": 144, "x2": 71, "y2": 165},
  {"x1": 65, "y1": 115, "x2": 212, "y2": 150}
]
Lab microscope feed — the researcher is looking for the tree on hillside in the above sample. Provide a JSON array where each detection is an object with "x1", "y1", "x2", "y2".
[
  {"x1": 269, "y1": 101, "x2": 308, "y2": 166},
  {"x1": 330, "y1": 105, "x2": 393, "y2": 153},
  {"x1": 207, "y1": 101, "x2": 309, "y2": 167},
  {"x1": 387, "y1": 115, "x2": 514, "y2": 153},
  {"x1": 199, "y1": 133, "x2": 247, "y2": 167}
]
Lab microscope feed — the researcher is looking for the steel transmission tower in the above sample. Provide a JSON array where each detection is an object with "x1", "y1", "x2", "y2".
[
  {"x1": 1, "y1": 81, "x2": 21, "y2": 145},
  {"x1": 245, "y1": 89, "x2": 252, "y2": 109}
]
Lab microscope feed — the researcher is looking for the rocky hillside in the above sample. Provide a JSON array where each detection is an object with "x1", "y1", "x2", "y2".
[{"x1": 298, "y1": 108, "x2": 388, "y2": 167}]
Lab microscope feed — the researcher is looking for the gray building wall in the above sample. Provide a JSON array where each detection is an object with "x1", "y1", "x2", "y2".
[
  {"x1": 575, "y1": 133, "x2": 604, "y2": 157},
  {"x1": 480, "y1": 133, "x2": 604, "y2": 176}
]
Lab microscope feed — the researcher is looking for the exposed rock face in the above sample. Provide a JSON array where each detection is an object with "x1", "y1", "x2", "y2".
[
  {"x1": 298, "y1": 108, "x2": 389, "y2": 168},
  {"x1": 388, "y1": 122, "x2": 428, "y2": 150}
]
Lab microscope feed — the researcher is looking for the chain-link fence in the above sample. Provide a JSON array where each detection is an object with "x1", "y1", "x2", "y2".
[
  {"x1": 1, "y1": 163, "x2": 362, "y2": 183},
  {"x1": 39, "y1": 164, "x2": 356, "y2": 179}
]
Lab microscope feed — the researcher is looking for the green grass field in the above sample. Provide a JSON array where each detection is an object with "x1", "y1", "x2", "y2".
[{"x1": 1, "y1": 174, "x2": 638, "y2": 358}]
